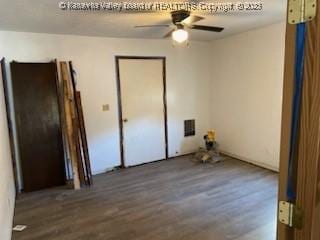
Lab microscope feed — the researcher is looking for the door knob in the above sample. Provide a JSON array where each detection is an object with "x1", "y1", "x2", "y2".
[{"x1": 123, "y1": 118, "x2": 128, "y2": 123}]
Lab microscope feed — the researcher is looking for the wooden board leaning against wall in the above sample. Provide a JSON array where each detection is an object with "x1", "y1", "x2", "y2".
[{"x1": 59, "y1": 61, "x2": 92, "y2": 189}]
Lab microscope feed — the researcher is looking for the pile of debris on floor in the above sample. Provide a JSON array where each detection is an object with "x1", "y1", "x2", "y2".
[{"x1": 194, "y1": 130, "x2": 224, "y2": 164}]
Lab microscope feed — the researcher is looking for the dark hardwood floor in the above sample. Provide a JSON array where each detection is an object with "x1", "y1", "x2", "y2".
[{"x1": 12, "y1": 156, "x2": 278, "y2": 240}]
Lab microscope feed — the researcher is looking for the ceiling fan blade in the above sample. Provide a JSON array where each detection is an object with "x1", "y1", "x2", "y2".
[
  {"x1": 181, "y1": 15, "x2": 204, "y2": 25},
  {"x1": 135, "y1": 24, "x2": 171, "y2": 28},
  {"x1": 163, "y1": 29, "x2": 175, "y2": 38},
  {"x1": 189, "y1": 25, "x2": 224, "y2": 32}
]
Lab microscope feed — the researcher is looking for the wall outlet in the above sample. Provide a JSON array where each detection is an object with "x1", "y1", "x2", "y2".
[{"x1": 102, "y1": 104, "x2": 109, "y2": 111}]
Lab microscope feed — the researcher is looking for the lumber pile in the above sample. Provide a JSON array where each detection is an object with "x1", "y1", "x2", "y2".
[{"x1": 59, "y1": 61, "x2": 92, "y2": 189}]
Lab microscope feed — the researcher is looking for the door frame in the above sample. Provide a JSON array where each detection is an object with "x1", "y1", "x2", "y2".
[
  {"x1": 115, "y1": 56, "x2": 168, "y2": 168},
  {"x1": 277, "y1": 1, "x2": 320, "y2": 239},
  {"x1": 1, "y1": 58, "x2": 19, "y2": 192}
]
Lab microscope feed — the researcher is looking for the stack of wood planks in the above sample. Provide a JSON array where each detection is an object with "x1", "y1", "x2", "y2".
[{"x1": 59, "y1": 61, "x2": 92, "y2": 189}]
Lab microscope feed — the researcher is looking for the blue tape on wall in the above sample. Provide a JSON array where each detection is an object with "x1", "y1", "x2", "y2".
[{"x1": 286, "y1": 23, "x2": 306, "y2": 202}]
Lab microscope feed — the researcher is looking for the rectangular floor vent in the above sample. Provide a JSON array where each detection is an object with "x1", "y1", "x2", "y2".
[{"x1": 184, "y1": 119, "x2": 195, "y2": 137}]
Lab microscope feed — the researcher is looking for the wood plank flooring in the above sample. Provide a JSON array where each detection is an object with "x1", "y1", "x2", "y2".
[{"x1": 12, "y1": 156, "x2": 278, "y2": 240}]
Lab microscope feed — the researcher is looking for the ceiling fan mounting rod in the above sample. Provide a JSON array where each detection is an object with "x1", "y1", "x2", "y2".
[
  {"x1": 176, "y1": 24, "x2": 184, "y2": 29},
  {"x1": 171, "y1": 10, "x2": 190, "y2": 24}
]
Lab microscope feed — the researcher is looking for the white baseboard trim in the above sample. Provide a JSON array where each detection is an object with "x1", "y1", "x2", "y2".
[
  {"x1": 92, "y1": 167, "x2": 119, "y2": 175},
  {"x1": 220, "y1": 150, "x2": 279, "y2": 172}
]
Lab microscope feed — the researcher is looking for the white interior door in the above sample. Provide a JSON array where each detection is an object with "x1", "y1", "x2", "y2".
[{"x1": 118, "y1": 58, "x2": 166, "y2": 167}]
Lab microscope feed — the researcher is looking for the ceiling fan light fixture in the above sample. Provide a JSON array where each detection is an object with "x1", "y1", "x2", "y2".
[{"x1": 172, "y1": 29, "x2": 188, "y2": 43}]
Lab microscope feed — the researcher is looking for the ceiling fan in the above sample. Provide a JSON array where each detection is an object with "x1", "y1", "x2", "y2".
[{"x1": 135, "y1": 10, "x2": 224, "y2": 43}]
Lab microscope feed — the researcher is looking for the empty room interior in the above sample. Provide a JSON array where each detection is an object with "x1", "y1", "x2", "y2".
[{"x1": 0, "y1": 1, "x2": 288, "y2": 240}]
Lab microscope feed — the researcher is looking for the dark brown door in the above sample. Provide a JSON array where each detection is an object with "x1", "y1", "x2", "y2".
[{"x1": 11, "y1": 62, "x2": 65, "y2": 192}]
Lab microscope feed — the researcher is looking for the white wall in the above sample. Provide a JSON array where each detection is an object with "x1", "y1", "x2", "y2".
[
  {"x1": 0, "y1": 31, "x2": 212, "y2": 175},
  {"x1": 210, "y1": 22, "x2": 286, "y2": 171},
  {"x1": 0, "y1": 61, "x2": 15, "y2": 240}
]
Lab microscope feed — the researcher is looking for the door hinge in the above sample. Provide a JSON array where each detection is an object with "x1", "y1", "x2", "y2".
[
  {"x1": 288, "y1": 0, "x2": 317, "y2": 24},
  {"x1": 278, "y1": 201, "x2": 303, "y2": 229}
]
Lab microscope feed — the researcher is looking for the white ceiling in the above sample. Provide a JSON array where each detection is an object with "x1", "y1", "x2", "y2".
[{"x1": 0, "y1": 0, "x2": 287, "y2": 41}]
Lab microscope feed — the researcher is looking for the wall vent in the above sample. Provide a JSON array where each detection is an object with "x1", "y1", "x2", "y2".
[{"x1": 184, "y1": 119, "x2": 195, "y2": 137}]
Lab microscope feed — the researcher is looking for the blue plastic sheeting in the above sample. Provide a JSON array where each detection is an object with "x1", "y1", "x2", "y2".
[{"x1": 287, "y1": 23, "x2": 306, "y2": 202}]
